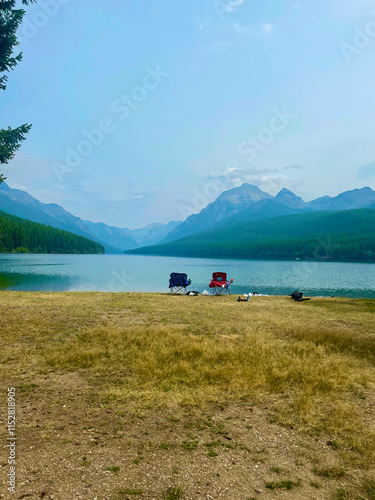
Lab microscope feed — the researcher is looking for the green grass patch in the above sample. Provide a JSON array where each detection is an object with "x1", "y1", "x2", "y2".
[
  {"x1": 265, "y1": 480, "x2": 301, "y2": 490},
  {"x1": 363, "y1": 478, "x2": 375, "y2": 499},
  {"x1": 163, "y1": 487, "x2": 183, "y2": 500},
  {"x1": 313, "y1": 466, "x2": 345, "y2": 479},
  {"x1": 106, "y1": 465, "x2": 120, "y2": 473},
  {"x1": 159, "y1": 443, "x2": 174, "y2": 450},
  {"x1": 181, "y1": 440, "x2": 198, "y2": 452},
  {"x1": 327, "y1": 440, "x2": 339, "y2": 450},
  {"x1": 19, "y1": 383, "x2": 37, "y2": 393},
  {"x1": 270, "y1": 466, "x2": 284, "y2": 474}
]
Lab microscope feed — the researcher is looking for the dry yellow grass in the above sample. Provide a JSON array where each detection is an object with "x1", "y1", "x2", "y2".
[{"x1": 1, "y1": 292, "x2": 375, "y2": 470}]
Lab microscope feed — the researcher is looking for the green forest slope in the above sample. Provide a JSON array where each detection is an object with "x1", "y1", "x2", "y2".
[
  {"x1": 0, "y1": 210, "x2": 104, "y2": 254},
  {"x1": 126, "y1": 209, "x2": 375, "y2": 262}
]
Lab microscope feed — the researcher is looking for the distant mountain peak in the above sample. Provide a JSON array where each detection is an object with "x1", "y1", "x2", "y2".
[
  {"x1": 274, "y1": 188, "x2": 307, "y2": 210},
  {"x1": 143, "y1": 222, "x2": 164, "y2": 229},
  {"x1": 161, "y1": 183, "x2": 272, "y2": 243},
  {"x1": 218, "y1": 183, "x2": 271, "y2": 202},
  {"x1": 224, "y1": 183, "x2": 266, "y2": 194},
  {"x1": 239, "y1": 183, "x2": 263, "y2": 191},
  {"x1": 276, "y1": 188, "x2": 299, "y2": 198}
]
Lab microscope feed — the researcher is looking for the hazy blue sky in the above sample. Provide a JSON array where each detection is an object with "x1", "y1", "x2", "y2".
[{"x1": 2, "y1": 0, "x2": 375, "y2": 228}]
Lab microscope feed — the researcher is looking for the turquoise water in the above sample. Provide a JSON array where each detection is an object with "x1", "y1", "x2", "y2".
[{"x1": 0, "y1": 254, "x2": 375, "y2": 298}]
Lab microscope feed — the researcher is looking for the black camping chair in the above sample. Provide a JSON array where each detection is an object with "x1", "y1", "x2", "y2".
[{"x1": 169, "y1": 273, "x2": 191, "y2": 294}]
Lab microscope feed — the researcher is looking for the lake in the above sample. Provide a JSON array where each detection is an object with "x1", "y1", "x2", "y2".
[{"x1": 1, "y1": 254, "x2": 375, "y2": 298}]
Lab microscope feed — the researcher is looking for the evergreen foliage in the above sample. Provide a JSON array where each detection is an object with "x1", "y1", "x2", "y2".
[
  {"x1": 0, "y1": 210, "x2": 104, "y2": 254},
  {"x1": 0, "y1": 0, "x2": 36, "y2": 182},
  {"x1": 126, "y1": 209, "x2": 375, "y2": 263}
]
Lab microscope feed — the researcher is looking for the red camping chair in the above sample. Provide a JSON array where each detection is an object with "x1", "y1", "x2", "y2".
[{"x1": 209, "y1": 272, "x2": 234, "y2": 295}]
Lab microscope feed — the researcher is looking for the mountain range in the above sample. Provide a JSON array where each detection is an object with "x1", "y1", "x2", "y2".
[
  {"x1": 0, "y1": 182, "x2": 180, "y2": 253},
  {"x1": 162, "y1": 184, "x2": 272, "y2": 242},
  {"x1": 162, "y1": 184, "x2": 375, "y2": 243},
  {"x1": 1, "y1": 181, "x2": 375, "y2": 254},
  {"x1": 127, "y1": 209, "x2": 375, "y2": 263}
]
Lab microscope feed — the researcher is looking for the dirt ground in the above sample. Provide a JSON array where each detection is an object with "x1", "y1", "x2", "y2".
[{"x1": 2, "y1": 371, "x2": 372, "y2": 500}]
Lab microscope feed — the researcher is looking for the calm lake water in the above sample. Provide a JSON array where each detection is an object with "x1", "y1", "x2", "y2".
[{"x1": 1, "y1": 254, "x2": 375, "y2": 298}]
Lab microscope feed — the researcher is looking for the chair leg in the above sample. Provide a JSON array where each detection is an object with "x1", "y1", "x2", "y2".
[{"x1": 171, "y1": 286, "x2": 186, "y2": 294}]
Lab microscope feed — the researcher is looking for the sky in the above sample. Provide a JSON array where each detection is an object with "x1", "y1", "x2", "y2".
[{"x1": 2, "y1": 0, "x2": 375, "y2": 228}]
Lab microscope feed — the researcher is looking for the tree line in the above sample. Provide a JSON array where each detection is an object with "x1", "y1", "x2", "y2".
[
  {"x1": 0, "y1": 211, "x2": 104, "y2": 254},
  {"x1": 131, "y1": 235, "x2": 375, "y2": 263},
  {"x1": 127, "y1": 209, "x2": 375, "y2": 264}
]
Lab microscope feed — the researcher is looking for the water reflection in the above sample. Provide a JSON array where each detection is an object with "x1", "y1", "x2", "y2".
[
  {"x1": 0, "y1": 271, "x2": 78, "y2": 291},
  {"x1": 0, "y1": 254, "x2": 374, "y2": 298}
]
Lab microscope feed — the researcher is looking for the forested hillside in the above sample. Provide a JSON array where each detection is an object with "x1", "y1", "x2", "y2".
[
  {"x1": 127, "y1": 209, "x2": 375, "y2": 263},
  {"x1": 0, "y1": 211, "x2": 104, "y2": 254}
]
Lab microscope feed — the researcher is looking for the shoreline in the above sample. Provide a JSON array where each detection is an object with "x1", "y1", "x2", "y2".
[
  {"x1": 125, "y1": 250, "x2": 375, "y2": 265},
  {"x1": 3, "y1": 251, "x2": 375, "y2": 264},
  {"x1": 1, "y1": 290, "x2": 375, "y2": 300}
]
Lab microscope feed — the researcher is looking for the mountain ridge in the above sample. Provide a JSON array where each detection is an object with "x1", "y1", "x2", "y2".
[
  {"x1": 162, "y1": 184, "x2": 375, "y2": 243},
  {"x1": 1, "y1": 182, "x2": 375, "y2": 252},
  {"x1": 0, "y1": 183, "x2": 180, "y2": 253},
  {"x1": 126, "y1": 209, "x2": 375, "y2": 263},
  {"x1": 163, "y1": 183, "x2": 272, "y2": 243}
]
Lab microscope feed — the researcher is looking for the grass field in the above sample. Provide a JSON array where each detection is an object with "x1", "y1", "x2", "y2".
[{"x1": 1, "y1": 292, "x2": 375, "y2": 499}]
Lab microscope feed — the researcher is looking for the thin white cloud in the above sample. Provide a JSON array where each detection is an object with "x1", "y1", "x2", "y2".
[
  {"x1": 233, "y1": 23, "x2": 256, "y2": 37},
  {"x1": 213, "y1": 0, "x2": 245, "y2": 20},
  {"x1": 262, "y1": 23, "x2": 273, "y2": 35},
  {"x1": 283, "y1": 164, "x2": 306, "y2": 171},
  {"x1": 233, "y1": 22, "x2": 273, "y2": 38},
  {"x1": 207, "y1": 166, "x2": 304, "y2": 195},
  {"x1": 209, "y1": 166, "x2": 278, "y2": 178},
  {"x1": 226, "y1": 0, "x2": 245, "y2": 12}
]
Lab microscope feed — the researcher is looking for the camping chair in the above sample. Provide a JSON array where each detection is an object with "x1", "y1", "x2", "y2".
[
  {"x1": 209, "y1": 272, "x2": 234, "y2": 296},
  {"x1": 169, "y1": 273, "x2": 191, "y2": 294}
]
